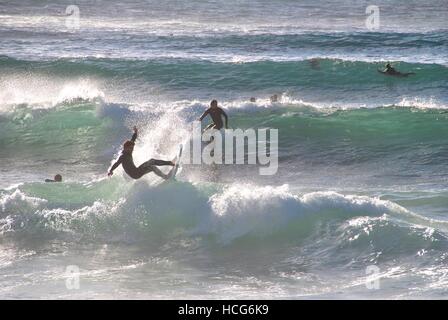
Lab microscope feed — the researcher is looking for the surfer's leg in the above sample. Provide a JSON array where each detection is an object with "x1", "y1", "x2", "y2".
[
  {"x1": 202, "y1": 123, "x2": 215, "y2": 133},
  {"x1": 148, "y1": 159, "x2": 174, "y2": 166},
  {"x1": 135, "y1": 163, "x2": 169, "y2": 180},
  {"x1": 203, "y1": 124, "x2": 218, "y2": 144},
  {"x1": 149, "y1": 166, "x2": 169, "y2": 180},
  {"x1": 138, "y1": 160, "x2": 172, "y2": 179},
  {"x1": 139, "y1": 159, "x2": 173, "y2": 169}
]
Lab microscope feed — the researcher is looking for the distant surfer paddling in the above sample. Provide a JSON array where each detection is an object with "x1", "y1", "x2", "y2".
[
  {"x1": 45, "y1": 174, "x2": 62, "y2": 183},
  {"x1": 108, "y1": 126, "x2": 175, "y2": 180},
  {"x1": 378, "y1": 62, "x2": 415, "y2": 77},
  {"x1": 199, "y1": 99, "x2": 229, "y2": 132}
]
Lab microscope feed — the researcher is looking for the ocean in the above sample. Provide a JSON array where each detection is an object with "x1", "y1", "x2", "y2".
[{"x1": 1, "y1": 0, "x2": 448, "y2": 299}]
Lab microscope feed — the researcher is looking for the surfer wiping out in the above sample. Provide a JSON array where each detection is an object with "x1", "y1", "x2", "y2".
[
  {"x1": 108, "y1": 126, "x2": 175, "y2": 180},
  {"x1": 199, "y1": 99, "x2": 229, "y2": 131}
]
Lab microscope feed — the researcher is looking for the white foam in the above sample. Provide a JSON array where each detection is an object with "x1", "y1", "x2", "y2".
[
  {"x1": 395, "y1": 97, "x2": 448, "y2": 110},
  {"x1": 0, "y1": 75, "x2": 105, "y2": 112},
  {"x1": 206, "y1": 184, "x2": 414, "y2": 243},
  {"x1": 0, "y1": 189, "x2": 47, "y2": 214},
  {"x1": 2, "y1": 179, "x2": 447, "y2": 244}
]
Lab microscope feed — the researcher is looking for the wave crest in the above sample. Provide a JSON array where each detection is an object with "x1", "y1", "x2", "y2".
[{"x1": 3, "y1": 182, "x2": 446, "y2": 252}]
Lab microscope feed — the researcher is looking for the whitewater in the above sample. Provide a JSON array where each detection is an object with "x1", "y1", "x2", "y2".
[{"x1": 1, "y1": 0, "x2": 448, "y2": 299}]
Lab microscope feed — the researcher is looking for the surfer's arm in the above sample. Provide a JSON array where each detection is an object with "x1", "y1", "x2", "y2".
[
  {"x1": 108, "y1": 156, "x2": 123, "y2": 176},
  {"x1": 131, "y1": 126, "x2": 138, "y2": 143},
  {"x1": 199, "y1": 109, "x2": 209, "y2": 122}
]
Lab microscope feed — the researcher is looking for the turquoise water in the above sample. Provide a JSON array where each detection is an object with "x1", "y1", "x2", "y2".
[{"x1": 1, "y1": 0, "x2": 448, "y2": 299}]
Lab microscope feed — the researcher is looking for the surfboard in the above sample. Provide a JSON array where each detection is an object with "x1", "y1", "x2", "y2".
[
  {"x1": 377, "y1": 69, "x2": 415, "y2": 77},
  {"x1": 168, "y1": 144, "x2": 183, "y2": 180}
]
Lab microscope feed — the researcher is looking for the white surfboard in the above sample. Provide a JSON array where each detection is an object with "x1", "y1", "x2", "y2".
[{"x1": 168, "y1": 144, "x2": 183, "y2": 180}]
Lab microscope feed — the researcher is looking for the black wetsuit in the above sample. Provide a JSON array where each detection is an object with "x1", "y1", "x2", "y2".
[
  {"x1": 385, "y1": 66, "x2": 398, "y2": 75},
  {"x1": 110, "y1": 132, "x2": 172, "y2": 179},
  {"x1": 200, "y1": 107, "x2": 228, "y2": 130}
]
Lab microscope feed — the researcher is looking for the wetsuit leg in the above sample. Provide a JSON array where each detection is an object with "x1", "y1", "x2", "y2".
[
  {"x1": 203, "y1": 124, "x2": 219, "y2": 144},
  {"x1": 139, "y1": 159, "x2": 172, "y2": 169},
  {"x1": 135, "y1": 159, "x2": 172, "y2": 179},
  {"x1": 139, "y1": 163, "x2": 169, "y2": 179},
  {"x1": 147, "y1": 159, "x2": 173, "y2": 166},
  {"x1": 149, "y1": 166, "x2": 169, "y2": 180},
  {"x1": 203, "y1": 123, "x2": 215, "y2": 132}
]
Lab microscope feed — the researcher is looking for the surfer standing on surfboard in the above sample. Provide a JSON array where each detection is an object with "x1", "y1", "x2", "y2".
[
  {"x1": 108, "y1": 126, "x2": 175, "y2": 180},
  {"x1": 199, "y1": 99, "x2": 229, "y2": 131}
]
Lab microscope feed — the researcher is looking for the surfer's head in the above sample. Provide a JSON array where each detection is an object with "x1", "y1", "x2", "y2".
[
  {"x1": 54, "y1": 174, "x2": 62, "y2": 182},
  {"x1": 210, "y1": 99, "x2": 218, "y2": 108},
  {"x1": 123, "y1": 140, "x2": 135, "y2": 153}
]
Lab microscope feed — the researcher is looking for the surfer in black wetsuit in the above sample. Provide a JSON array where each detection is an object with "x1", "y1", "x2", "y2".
[
  {"x1": 384, "y1": 63, "x2": 398, "y2": 75},
  {"x1": 45, "y1": 174, "x2": 62, "y2": 182},
  {"x1": 199, "y1": 99, "x2": 229, "y2": 131},
  {"x1": 108, "y1": 127, "x2": 174, "y2": 180},
  {"x1": 380, "y1": 63, "x2": 415, "y2": 77}
]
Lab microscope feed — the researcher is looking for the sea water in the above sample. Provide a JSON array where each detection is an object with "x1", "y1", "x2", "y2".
[{"x1": 1, "y1": 0, "x2": 448, "y2": 299}]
